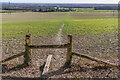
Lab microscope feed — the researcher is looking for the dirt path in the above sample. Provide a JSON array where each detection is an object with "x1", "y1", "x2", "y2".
[
  {"x1": 55, "y1": 24, "x2": 64, "y2": 46},
  {"x1": 53, "y1": 23, "x2": 64, "y2": 61},
  {"x1": 39, "y1": 24, "x2": 66, "y2": 78},
  {"x1": 52, "y1": 24, "x2": 65, "y2": 70}
]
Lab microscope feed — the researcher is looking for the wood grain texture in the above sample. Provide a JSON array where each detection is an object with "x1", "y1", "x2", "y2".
[
  {"x1": 42, "y1": 55, "x2": 53, "y2": 75},
  {"x1": 29, "y1": 44, "x2": 69, "y2": 49}
]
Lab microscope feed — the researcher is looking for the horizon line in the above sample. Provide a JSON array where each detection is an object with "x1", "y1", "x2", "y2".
[{"x1": 1, "y1": 2, "x2": 119, "y2": 4}]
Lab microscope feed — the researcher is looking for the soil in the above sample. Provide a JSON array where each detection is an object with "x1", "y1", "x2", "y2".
[
  {"x1": 2, "y1": 24, "x2": 119, "y2": 79},
  {"x1": 2, "y1": 34, "x2": 119, "y2": 79}
]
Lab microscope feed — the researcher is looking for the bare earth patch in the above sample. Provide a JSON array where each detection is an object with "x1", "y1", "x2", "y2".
[{"x1": 2, "y1": 33, "x2": 119, "y2": 79}]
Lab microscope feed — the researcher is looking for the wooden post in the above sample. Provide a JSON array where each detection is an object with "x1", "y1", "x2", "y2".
[
  {"x1": 24, "y1": 31, "x2": 31, "y2": 66},
  {"x1": 65, "y1": 34, "x2": 72, "y2": 67}
]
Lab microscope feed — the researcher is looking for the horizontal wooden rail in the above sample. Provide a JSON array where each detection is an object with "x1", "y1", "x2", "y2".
[
  {"x1": 72, "y1": 52, "x2": 119, "y2": 67},
  {"x1": 1, "y1": 52, "x2": 25, "y2": 63},
  {"x1": 28, "y1": 44, "x2": 70, "y2": 49}
]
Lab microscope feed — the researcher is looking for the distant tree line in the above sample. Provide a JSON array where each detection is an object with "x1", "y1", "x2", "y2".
[
  {"x1": 2, "y1": 5, "x2": 118, "y2": 13},
  {"x1": 2, "y1": 7, "x2": 76, "y2": 12},
  {"x1": 94, "y1": 6, "x2": 118, "y2": 10}
]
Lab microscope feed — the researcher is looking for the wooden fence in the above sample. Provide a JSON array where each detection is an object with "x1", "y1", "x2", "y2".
[
  {"x1": 24, "y1": 32, "x2": 73, "y2": 66},
  {"x1": 1, "y1": 32, "x2": 119, "y2": 68},
  {"x1": 1, "y1": 32, "x2": 73, "y2": 67}
]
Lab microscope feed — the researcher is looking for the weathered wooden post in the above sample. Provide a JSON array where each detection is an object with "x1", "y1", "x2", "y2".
[
  {"x1": 24, "y1": 31, "x2": 31, "y2": 66},
  {"x1": 65, "y1": 34, "x2": 72, "y2": 67}
]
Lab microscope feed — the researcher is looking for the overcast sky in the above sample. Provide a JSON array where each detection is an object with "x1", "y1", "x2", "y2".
[{"x1": 1, "y1": 0, "x2": 119, "y2": 4}]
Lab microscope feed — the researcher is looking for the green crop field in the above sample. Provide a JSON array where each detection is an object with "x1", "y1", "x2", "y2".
[
  {"x1": 2, "y1": 10, "x2": 119, "y2": 78},
  {"x1": 2, "y1": 21, "x2": 63, "y2": 38},
  {"x1": 2, "y1": 11, "x2": 118, "y2": 38},
  {"x1": 2, "y1": 12, "x2": 69, "y2": 38},
  {"x1": 63, "y1": 19, "x2": 118, "y2": 36}
]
